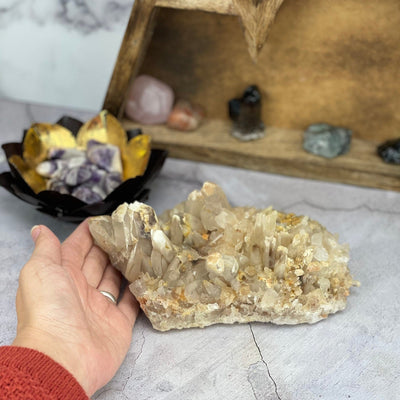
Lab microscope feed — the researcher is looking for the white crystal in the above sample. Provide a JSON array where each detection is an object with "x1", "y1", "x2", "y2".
[{"x1": 89, "y1": 182, "x2": 359, "y2": 331}]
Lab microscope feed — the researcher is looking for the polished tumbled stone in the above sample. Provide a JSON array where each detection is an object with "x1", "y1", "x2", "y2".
[
  {"x1": 303, "y1": 123, "x2": 352, "y2": 158},
  {"x1": 125, "y1": 75, "x2": 174, "y2": 124},
  {"x1": 167, "y1": 99, "x2": 205, "y2": 131}
]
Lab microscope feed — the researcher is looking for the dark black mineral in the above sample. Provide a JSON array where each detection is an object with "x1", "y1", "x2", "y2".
[
  {"x1": 228, "y1": 85, "x2": 265, "y2": 141},
  {"x1": 377, "y1": 138, "x2": 400, "y2": 164}
]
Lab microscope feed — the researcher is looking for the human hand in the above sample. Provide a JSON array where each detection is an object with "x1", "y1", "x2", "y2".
[{"x1": 12, "y1": 221, "x2": 139, "y2": 396}]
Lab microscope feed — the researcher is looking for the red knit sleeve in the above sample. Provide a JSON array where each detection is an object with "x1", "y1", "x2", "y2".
[{"x1": 0, "y1": 346, "x2": 88, "y2": 400}]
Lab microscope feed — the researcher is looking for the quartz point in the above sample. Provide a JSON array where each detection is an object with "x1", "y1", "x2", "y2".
[
  {"x1": 89, "y1": 182, "x2": 358, "y2": 331},
  {"x1": 229, "y1": 85, "x2": 265, "y2": 141}
]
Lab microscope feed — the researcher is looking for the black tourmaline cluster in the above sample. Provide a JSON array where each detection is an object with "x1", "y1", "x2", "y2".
[
  {"x1": 228, "y1": 85, "x2": 265, "y2": 141},
  {"x1": 377, "y1": 138, "x2": 400, "y2": 164}
]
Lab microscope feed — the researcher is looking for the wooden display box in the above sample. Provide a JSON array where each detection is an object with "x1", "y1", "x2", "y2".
[{"x1": 103, "y1": 0, "x2": 400, "y2": 191}]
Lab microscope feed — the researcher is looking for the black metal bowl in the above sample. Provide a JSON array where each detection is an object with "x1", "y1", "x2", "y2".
[{"x1": 0, "y1": 116, "x2": 167, "y2": 222}]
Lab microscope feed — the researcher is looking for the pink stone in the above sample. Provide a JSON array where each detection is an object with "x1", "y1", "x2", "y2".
[
  {"x1": 125, "y1": 75, "x2": 174, "y2": 124},
  {"x1": 167, "y1": 99, "x2": 206, "y2": 131}
]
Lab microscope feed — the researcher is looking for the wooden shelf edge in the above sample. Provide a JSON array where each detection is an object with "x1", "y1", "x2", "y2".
[{"x1": 122, "y1": 118, "x2": 400, "y2": 192}]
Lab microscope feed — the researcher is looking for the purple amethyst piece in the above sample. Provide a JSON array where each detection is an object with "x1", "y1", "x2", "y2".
[
  {"x1": 66, "y1": 156, "x2": 86, "y2": 168},
  {"x1": 48, "y1": 148, "x2": 85, "y2": 160},
  {"x1": 104, "y1": 172, "x2": 122, "y2": 194},
  {"x1": 86, "y1": 140, "x2": 123, "y2": 174},
  {"x1": 36, "y1": 160, "x2": 68, "y2": 178},
  {"x1": 46, "y1": 178, "x2": 70, "y2": 194},
  {"x1": 90, "y1": 184, "x2": 107, "y2": 199},
  {"x1": 72, "y1": 185, "x2": 103, "y2": 204},
  {"x1": 90, "y1": 167, "x2": 107, "y2": 185},
  {"x1": 65, "y1": 165, "x2": 93, "y2": 186}
]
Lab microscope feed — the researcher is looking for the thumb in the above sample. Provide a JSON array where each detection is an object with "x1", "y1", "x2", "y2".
[{"x1": 30, "y1": 225, "x2": 62, "y2": 265}]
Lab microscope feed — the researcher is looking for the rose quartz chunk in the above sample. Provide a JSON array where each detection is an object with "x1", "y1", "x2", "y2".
[{"x1": 125, "y1": 75, "x2": 174, "y2": 124}]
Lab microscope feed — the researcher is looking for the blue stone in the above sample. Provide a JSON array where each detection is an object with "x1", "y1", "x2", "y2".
[{"x1": 303, "y1": 123, "x2": 352, "y2": 158}]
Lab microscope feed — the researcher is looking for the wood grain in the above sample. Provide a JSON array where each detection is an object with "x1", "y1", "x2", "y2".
[
  {"x1": 138, "y1": 3, "x2": 400, "y2": 142},
  {"x1": 233, "y1": 0, "x2": 285, "y2": 61},
  {"x1": 105, "y1": 0, "x2": 400, "y2": 190},
  {"x1": 103, "y1": 0, "x2": 157, "y2": 117},
  {"x1": 122, "y1": 118, "x2": 400, "y2": 192},
  {"x1": 155, "y1": 0, "x2": 237, "y2": 15}
]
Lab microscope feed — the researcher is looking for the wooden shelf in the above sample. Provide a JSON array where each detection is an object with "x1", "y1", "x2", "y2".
[{"x1": 122, "y1": 118, "x2": 400, "y2": 192}]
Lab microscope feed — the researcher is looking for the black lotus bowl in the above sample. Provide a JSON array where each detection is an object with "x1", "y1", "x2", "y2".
[{"x1": 0, "y1": 116, "x2": 167, "y2": 222}]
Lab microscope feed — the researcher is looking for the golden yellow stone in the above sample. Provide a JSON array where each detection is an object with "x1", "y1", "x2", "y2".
[
  {"x1": 122, "y1": 134, "x2": 151, "y2": 180},
  {"x1": 8, "y1": 155, "x2": 47, "y2": 193},
  {"x1": 76, "y1": 110, "x2": 127, "y2": 150},
  {"x1": 22, "y1": 123, "x2": 76, "y2": 168}
]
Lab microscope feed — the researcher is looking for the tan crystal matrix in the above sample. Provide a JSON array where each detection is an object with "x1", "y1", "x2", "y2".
[{"x1": 88, "y1": 182, "x2": 358, "y2": 331}]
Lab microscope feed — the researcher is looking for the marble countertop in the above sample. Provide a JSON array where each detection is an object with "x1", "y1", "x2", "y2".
[{"x1": 0, "y1": 98, "x2": 399, "y2": 399}]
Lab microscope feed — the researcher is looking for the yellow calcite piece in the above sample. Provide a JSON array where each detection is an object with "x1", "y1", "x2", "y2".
[
  {"x1": 22, "y1": 123, "x2": 77, "y2": 168},
  {"x1": 122, "y1": 134, "x2": 152, "y2": 180},
  {"x1": 9, "y1": 155, "x2": 47, "y2": 193},
  {"x1": 76, "y1": 110, "x2": 127, "y2": 150}
]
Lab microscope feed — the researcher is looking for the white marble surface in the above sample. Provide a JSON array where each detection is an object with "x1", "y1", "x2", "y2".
[
  {"x1": 0, "y1": 98, "x2": 399, "y2": 399},
  {"x1": 0, "y1": 0, "x2": 134, "y2": 111}
]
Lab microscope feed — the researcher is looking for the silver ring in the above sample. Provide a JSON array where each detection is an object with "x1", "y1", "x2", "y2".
[{"x1": 99, "y1": 290, "x2": 117, "y2": 305}]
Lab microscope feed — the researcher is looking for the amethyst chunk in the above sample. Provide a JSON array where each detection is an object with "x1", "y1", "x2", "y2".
[
  {"x1": 65, "y1": 165, "x2": 93, "y2": 186},
  {"x1": 48, "y1": 148, "x2": 85, "y2": 160},
  {"x1": 36, "y1": 160, "x2": 68, "y2": 178},
  {"x1": 87, "y1": 140, "x2": 122, "y2": 173},
  {"x1": 104, "y1": 172, "x2": 122, "y2": 193},
  {"x1": 46, "y1": 179, "x2": 70, "y2": 194},
  {"x1": 72, "y1": 185, "x2": 103, "y2": 204}
]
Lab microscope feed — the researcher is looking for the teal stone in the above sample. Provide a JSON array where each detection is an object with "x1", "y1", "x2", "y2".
[{"x1": 303, "y1": 123, "x2": 352, "y2": 158}]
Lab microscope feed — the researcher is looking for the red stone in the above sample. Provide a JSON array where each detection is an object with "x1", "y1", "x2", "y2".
[{"x1": 167, "y1": 99, "x2": 205, "y2": 131}]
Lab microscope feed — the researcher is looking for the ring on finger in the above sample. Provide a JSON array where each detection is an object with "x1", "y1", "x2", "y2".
[{"x1": 99, "y1": 290, "x2": 117, "y2": 305}]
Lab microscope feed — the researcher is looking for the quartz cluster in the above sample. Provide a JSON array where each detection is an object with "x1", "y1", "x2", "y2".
[{"x1": 89, "y1": 182, "x2": 358, "y2": 331}]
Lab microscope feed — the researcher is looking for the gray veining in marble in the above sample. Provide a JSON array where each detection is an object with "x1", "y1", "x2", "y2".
[
  {"x1": 0, "y1": 99, "x2": 399, "y2": 399},
  {"x1": 0, "y1": 0, "x2": 134, "y2": 33},
  {"x1": 0, "y1": 0, "x2": 134, "y2": 110}
]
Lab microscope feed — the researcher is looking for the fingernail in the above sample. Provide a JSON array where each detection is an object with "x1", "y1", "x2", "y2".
[{"x1": 30, "y1": 225, "x2": 41, "y2": 241}]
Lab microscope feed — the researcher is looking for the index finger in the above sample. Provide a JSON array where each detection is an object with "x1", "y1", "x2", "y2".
[{"x1": 61, "y1": 219, "x2": 94, "y2": 270}]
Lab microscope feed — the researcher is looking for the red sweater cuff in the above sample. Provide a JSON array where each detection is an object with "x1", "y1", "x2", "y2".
[{"x1": 0, "y1": 346, "x2": 88, "y2": 400}]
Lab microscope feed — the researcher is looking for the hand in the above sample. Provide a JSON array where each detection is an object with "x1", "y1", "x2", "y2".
[{"x1": 12, "y1": 221, "x2": 139, "y2": 396}]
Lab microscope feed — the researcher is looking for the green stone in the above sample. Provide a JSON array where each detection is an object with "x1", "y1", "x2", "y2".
[{"x1": 303, "y1": 123, "x2": 352, "y2": 158}]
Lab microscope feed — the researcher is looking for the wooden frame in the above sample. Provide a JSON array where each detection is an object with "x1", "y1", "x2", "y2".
[{"x1": 103, "y1": 0, "x2": 400, "y2": 192}]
